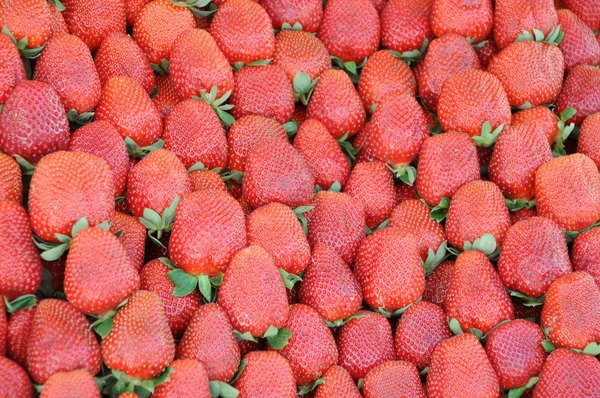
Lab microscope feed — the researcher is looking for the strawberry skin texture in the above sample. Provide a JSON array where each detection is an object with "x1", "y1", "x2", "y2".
[
  {"x1": 445, "y1": 180, "x2": 511, "y2": 251},
  {"x1": 541, "y1": 271, "x2": 600, "y2": 350},
  {"x1": 110, "y1": 212, "x2": 146, "y2": 271},
  {"x1": 564, "y1": 0, "x2": 600, "y2": 32},
  {"x1": 102, "y1": 290, "x2": 175, "y2": 380},
  {"x1": 315, "y1": 365, "x2": 361, "y2": 398},
  {"x1": 234, "y1": 351, "x2": 296, "y2": 398},
  {"x1": 535, "y1": 154, "x2": 600, "y2": 231},
  {"x1": 415, "y1": 132, "x2": 480, "y2": 207},
  {"x1": 0, "y1": 34, "x2": 26, "y2": 102},
  {"x1": 7, "y1": 305, "x2": 36, "y2": 367},
  {"x1": 0, "y1": 81, "x2": 69, "y2": 164},
  {"x1": 275, "y1": 304, "x2": 338, "y2": 386},
  {"x1": 176, "y1": 303, "x2": 241, "y2": 382},
  {"x1": 260, "y1": 0, "x2": 323, "y2": 32},
  {"x1": 556, "y1": 64, "x2": 600, "y2": 126},
  {"x1": 29, "y1": 151, "x2": 115, "y2": 243},
  {"x1": 217, "y1": 246, "x2": 289, "y2": 337},
  {"x1": 27, "y1": 299, "x2": 102, "y2": 384},
  {"x1": 210, "y1": 0, "x2": 275, "y2": 65},
  {"x1": 431, "y1": 0, "x2": 493, "y2": 43},
  {"x1": 578, "y1": 113, "x2": 600, "y2": 168},
  {"x1": 511, "y1": 106, "x2": 560, "y2": 145},
  {"x1": 153, "y1": 359, "x2": 211, "y2": 398},
  {"x1": 534, "y1": 348, "x2": 600, "y2": 397},
  {"x1": 40, "y1": 370, "x2": 101, "y2": 398},
  {"x1": 493, "y1": 0, "x2": 558, "y2": 50},
  {"x1": 426, "y1": 334, "x2": 499, "y2": 398},
  {"x1": 0, "y1": 0, "x2": 53, "y2": 48},
  {"x1": 0, "y1": 357, "x2": 34, "y2": 398},
  {"x1": 190, "y1": 170, "x2": 228, "y2": 192},
  {"x1": 153, "y1": 75, "x2": 180, "y2": 120},
  {"x1": 557, "y1": 9, "x2": 600, "y2": 71},
  {"x1": 273, "y1": 30, "x2": 331, "y2": 83},
  {"x1": 61, "y1": 0, "x2": 126, "y2": 51},
  {"x1": 445, "y1": 251, "x2": 514, "y2": 334},
  {"x1": 65, "y1": 227, "x2": 141, "y2": 315},
  {"x1": 126, "y1": 0, "x2": 152, "y2": 26},
  {"x1": 485, "y1": 319, "x2": 546, "y2": 390},
  {"x1": 380, "y1": 0, "x2": 434, "y2": 54},
  {"x1": 488, "y1": 41, "x2": 564, "y2": 108},
  {"x1": 163, "y1": 99, "x2": 228, "y2": 170},
  {"x1": 363, "y1": 360, "x2": 426, "y2": 398},
  {"x1": 68, "y1": 120, "x2": 129, "y2": 197},
  {"x1": 572, "y1": 227, "x2": 600, "y2": 287},
  {"x1": 423, "y1": 260, "x2": 454, "y2": 307},
  {"x1": 394, "y1": 302, "x2": 453, "y2": 370}
]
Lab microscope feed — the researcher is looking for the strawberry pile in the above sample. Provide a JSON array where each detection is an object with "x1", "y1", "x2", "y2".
[{"x1": 1, "y1": 0, "x2": 600, "y2": 396}]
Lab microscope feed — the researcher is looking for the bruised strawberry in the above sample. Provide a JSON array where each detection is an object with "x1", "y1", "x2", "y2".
[
  {"x1": 153, "y1": 359, "x2": 211, "y2": 398},
  {"x1": 380, "y1": 0, "x2": 434, "y2": 54},
  {"x1": 272, "y1": 30, "x2": 331, "y2": 83},
  {"x1": 511, "y1": 106, "x2": 561, "y2": 144},
  {"x1": 363, "y1": 361, "x2": 426, "y2": 398},
  {"x1": 534, "y1": 348, "x2": 600, "y2": 397},
  {"x1": 261, "y1": 0, "x2": 323, "y2": 32},
  {"x1": 493, "y1": 0, "x2": 558, "y2": 49},
  {"x1": 110, "y1": 211, "x2": 146, "y2": 270},
  {"x1": 233, "y1": 351, "x2": 296, "y2": 398},
  {"x1": 423, "y1": 260, "x2": 454, "y2": 306},
  {"x1": 315, "y1": 365, "x2": 361, "y2": 398},
  {"x1": 0, "y1": 357, "x2": 33, "y2": 398},
  {"x1": 61, "y1": 0, "x2": 126, "y2": 51},
  {"x1": 41, "y1": 370, "x2": 101, "y2": 398},
  {"x1": 153, "y1": 75, "x2": 180, "y2": 119},
  {"x1": 578, "y1": 113, "x2": 600, "y2": 169},
  {"x1": 572, "y1": 228, "x2": 600, "y2": 287},
  {"x1": 430, "y1": 0, "x2": 493, "y2": 43},
  {"x1": 190, "y1": 170, "x2": 227, "y2": 192},
  {"x1": 556, "y1": 64, "x2": 600, "y2": 126},
  {"x1": 0, "y1": 0, "x2": 52, "y2": 49},
  {"x1": 557, "y1": 9, "x2": 600, "y2": 71}
]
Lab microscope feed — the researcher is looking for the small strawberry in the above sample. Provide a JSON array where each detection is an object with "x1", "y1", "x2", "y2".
[
  {"x1": 430, "y1": 0, "x2": 493, "y2": 43},
  {"x1": 578, "y1": 112, "x2": 600, "y2": 169},
  {"x1": 260, "y1": 0, "x2": 323, "y2": 32},
  {"x1": 314, "y1": 365, "x2": 361, "y2": 398},
  {"x1": 153, "y1": 359, "x2": 211, "y2": 398},
  {"x1": 572, "y1": 227, "x2": 600, "y2": 287},
  {"x1": 557, "y1": 9, "x2": 600, "y2": 71},
  {"x1": 493, "y1": 0, "x2": 558, "y2": 49},
  {"x1": 363, "y1": 361, "x2": 426, "y2": 398},
  {"x1": 380, "y1": 0, "x2": 434, "y2": 56},
  {"x1": 534, "y1": 348, "x2": 600, "y2": 397},
  {"x1": 511, "y1": 106, "x2": 561, "y2": 144},
  {"x1": 272, "y1": 30, "x2": 331, "y2": 84},
  {"x1": 556, "y1": 64, "x2": 600, "y2": 126},
  {"x1": 110, "y1": 212, "x2": 146, "y2": 271},
  {"x1": 61, "y1": 0, "x2": 126, "y2": 51},
  {"x1": 233, "y1": 351, "x2": 296, "y2": 398},
  {"x1": 40, "y1": 370, "x2": 101, "y2": 398},
  {"x1": 190, "y1": 169, "x2": 227, "y2": 192},
  {"x1": 0, "y1": 357, "x2": 33, "y2": 398},
  {"x1": 153, "y1": 75, "x2": 180, "y2": 119},
  {"x1": 423, "y1": 260, "x2": 454, "y2": 307}
]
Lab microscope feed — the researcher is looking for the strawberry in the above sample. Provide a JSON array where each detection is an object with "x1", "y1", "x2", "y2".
[
  {"x1": 293, "y1": 118, "x2": 350, "y2": 190},
  {"x1": 534, "y1": 348, "x2": 600, "y2": 397},
  {"x1": 102, "y1": 290, "x2": 175, "y2": 380},
  {"x1": 27, "y1": 299, "x2": 102, "y2": 384},
  {"x1": 564, "y1": 0, "x2": 600, "y2": 32},
  {"x1": 426, "y1": 334, "x2": 499, "y2": 397},
  {"x1": 190, "y1": 170, "x2": 228, "y2": 192},
  {"x1": 169, "y1": 28, "x2": 234, "y2": 101},
  {"x1": 541, "y1": 271, "x2": 600, "y2": 350},
  {"x1": 314, "y1": 365, "x2": 361, "y2": 398},
  {"x1": 535, "y1": 154, "x2": 600, "y2": 231},
  {"x1": 391, "y1": 200, "x2": 447, "y2": 256},
  {"x1": 231, "y1": 65, "x2": 294, "y2": 124},
  {"x1": 45, "y1": 2, "x2": 68, "y2": 36},
  {"x1": 7, "y1": 303, "x2": 36, "y2": 366},
  {"x1": 358, "y1": 50, "x2": 416, "y2": 113},
  {"x1": 578, "y1": 113, "x2": 600, "y2": 169},
  {"x1": 485, "y1": 319, "x2": 546, "y2": 391},
  {"x1": 423, "y1": 260, "x2": 454, "y2": 307},
  {"x1": 153, "y1": 359, "x2": 211, "y2": 398},
  {"x1": 0, "y1": 152, "x2": 21, "y2": 203},
  {"x1": 572, "y1": 227, "x2": 600, "y2": 287},
  {"x1": 415, "y1": 33, "x2": 481, "y2": 111},
  {"x1": 394, "y1": 302, "x2": 453, "y2": 370},
  {"x1": 133, "y1": 0, "x2": 195, "y2": 65},
  {"x1": 363, "y1": 361, "x2": 426, "y2": 398},
  {"x1": 247, "y1": 202, "x2": 311, "y2": 275},
  {"x1": 337, "y1": 310, "x2": 395, "y2": 381},
  {"x1": 217, "y1": 245, "x2": 289, "y2": 338},
  {"x1": 445, "y1": 180, "x2": 511, "y2": 251},
  {"x1": 437, "y1": 69, "x2": 511, "y2": 141},
  {"x1": 61, "y1": 0, "x2": 126, "y2": 51},
  {"x1": 95, "y1": 32, "x2": 156, "y2": 95},
  {"x1": 233, "y1": 351, "x2": 296, "y2": 397},
  {"x1": 380, "y1": 0, "x2": 434, "y2": 55},
  {"x1": 557, "y1": 9, "x2": 600, "y2": 71},
  {"x1": 0, "y1": 300, "x2": 5, "y2": 356},
  {"x1": 163, "y1": 99, "x2": 228, "y2": 170},
  {"x1": 210, "y1": 0, "x2": 275, "y2": 66},
  {"x1": 0, "y1": 33, "x2": 26, "y2": 80},
  {"x1": 446, "y1": 250, "x2": 514, "y2": 335},
  {"x1": 153, "y1": 75, "x2": 180, "y2": 119},
  {"x1": 68, "y1": 120, "x2": 129, "y2": 197},
  {"x1": 306, "y1": 69, "x2": 366, "y2": 139},
  {"x1": 0, "y1": 56, "x2": 21, "y2": 104},
  {"x1": 396, "y1": 182, "x2": 418, "y2": 203},
  {"x1": 110, "y1": 211, "x2": 146, "y2": 271},
  {"x1": 556, "y1": 64, "x2": 600, "y2": 126},
  {"x1": 431, "y1": 0, "x2": 493, "y2": 43},
  {"x1": 242, "y1": 138, "x2": 314, "y2": 209},
  {"x1": 414, "y1": 132, "x2": 480, "y2": 208},
  {"x1": 272, "y1": 30, "x2": 331, "y2": 85},
  {"x1": 493, "y1": 0, "x2": 558, "y2": 49},
  {"x1": 511, "y1": 106, "x2": 561, "y2": 144},
  {"x1": 343, "y1": 161, "x2": 397, "y2": 229},
  {"x1": 511, "y1": 207, "x2": 537, "y2": 224},
  {"x1": 40, "y1": 370, "x2": 101, "y2": 398},
  {"x1": 29, "y1": 151, "x2": 115, "y2": 243},
  {"x1": 0, "y1": 81, "x2": 69, "y2": 164},
  {"x1": 0, "y1": 0, "x2": 53, "y2": 50},
  {"x1": 274, "y1": 304, "x2": 338, "y2": 386},
  {"x1": 260, "y1": 0, "x2": 323, "y2": 32},
  {"x1": 177, "y1": 303, "x2": 241, "y2": 382},
  {"x1": 298, "y1": 243, "x2": 362, "y2": 324},
  {"x1": 227, "y1": 115, "x2": 287, "y2": 172},
  {"x1": 0, "y1": 357, "x2": 33, "y2": 397},
  {"x1": 487, "y1": 41, "x2": 564, "y2": 108},
  {"x1": 126, "y1": 0, "x2": 152, "y2": 26},
  {"x1": 498, "y1": 217, "x2": 571, "y2": 299},
  {"x1": 476, "y1": 39, "x2": 498, "y2": 68},
  {"x1": 305, "y1": 191, "x2": 366, "y2": 264}
]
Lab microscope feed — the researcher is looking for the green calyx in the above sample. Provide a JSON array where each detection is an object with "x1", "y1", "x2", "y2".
[
  {"x1": 331, "y1": 56, "x2": 365, "y2": 83},
  {"x1": 279, "y1": 268, "x2": 302, "y2": 290},
  {"x1": 3, "y1": 294, "x2": 36, "y2": 313},
  {"x1": 430, "y1": 197, "x2": 450, "y2": 222},
  {"x1": 47, "y1": 0, "x2": 66, "y2": 11},
  {"x1": 125, "y1": 137, "x2": 164, "y2": 159},
  {"x1": 447, "y1": 318, "x2": 488, "y2": 341},
  {"x1": 150, "y1": 58, "x2": 170, "y2": 75},
  {"x1": 1, "y1": 27, "x2": 45, "y2": 59},
  {"x1": 323, "y1": 313, "x2": 367, "y2": 328},
  {"x1": 104, "y1": 367, "x2": 173, "y2": 398},
  {"x1": 282, "y1": 119, "x2": 299, "y2": 138},
  {"x1": 388, "y1": 38, "x2": 429, "y2": 66},
  {"x1": 387, "y1": 164, "x2": 417, "y2": 186},
  {"x1": 171, "y1": 0, "x2": 216, "y2": 18},
  {"x1": 462, "y1": 234, "x2": 499, "y2": 258},
  {"x1": 293, "y1": 72, "x2": 319, "y2": 106},
  {"x1": 193, "y1": 86, "x2": 236, "y2": 126},
  {"x1": 315, "y1": 181, "x2": 342, "y2": 194},
  {"x1": 297, "y1": 378, "x2": 324, "y2": 396},
  {"x1": 472, "y1": 122, "x2": 503, "y2": 147},
  {"x1": 563, "y1": 219, "x2": 600, "y2": 243},
  {"x1": 233, "y1": 59, "x2": 272, "y2": 72},
  {"x1": 293, "y1": 205, "x2": 313, "y2": 236},
  {"x1": 210, "y1": 381, "x2": 240, "y2": 398},
  {"x1": 263, "y1": 325, "x2": 292, "y2": 349},
  {"x1": 507, "y1": 290, "x2": 545, "y2": 307},
  {"x1": 168, "y1": 269, "x2": 223, "y2": 302},
  {"x1": 138, "y1": 196, "x2": 180, "y2": 248},
  {"x1": 337, "y1": 132, "x2": 360, "y2": 165},
  {"x1": 13, "y1": 155, "x2": 35, "y2": 176},
  {"x1": 505, "y1": 198, "x2": 536, "y2": 212},
  {"x1": 34, "y1": 218, "x2": 109, "y2": 261},
  {"x1": 553, "y1": 107, "x2": 576, "y2": 157},
  {"x1": 375, "y1": 298, "x2": 421, "y2": 318},
  {"x1": 423, "y1": 241, "x2": 448, "y2": 276},
  {"x1": 507, "y1": 377, "x2": 540, "y2": 398},
  {"x1": 365, "y1": 219, "x2": 389, "y2": 236},
  {"x1": 281, "y1": 22, "x2": 303, "y2": 31},
  {"x1": 67, "y1": 109, "x2": 94, "y2": 127},
  {"x1": 89, "y1": 299, "x2": 128, "y2": 338},
  {"x1": 516, "y1": 25, "x2": 564, "y2": 46}
]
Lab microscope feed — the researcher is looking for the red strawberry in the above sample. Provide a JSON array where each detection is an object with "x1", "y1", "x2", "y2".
[
  {"x1": 68, "y1": 120, "x2": 129, "y2": 197},
  {"x1": 153, "y1": 359, "x2": 211, "y2": 398},
  {"x1": 337, "y1": 311, "x2": 396, "y2": 381},
  {"x1": 314, "y1": 365, "x2": 361, "y2": 398},
  {"x1": 0, "y1": 300, "x2": 5, "y2": 356},
  {"x1": 125, "y1": 0, "x2": 152, "y2": 26},
  {"x1": 557, "y1": 9, "x2": 600, "y2": 71},
  {"x1": 423, "y1": 260, "x2": 454, "y2": 307},
  {"x1": 414, "y1": 132, "x2": 480, "y2": 208},
  {"x1": 572, "y1": 227, "x2": 600, "y2": 287},
  {"x1": 394, "y1": 302, "x2": 453, "y2": 370},
  {"x1": 426, "y1": 334, "x2": 499, "y2": 397},
  {"x1": 476, "y1": 39, "x2": 498, "y2": 68},
  {"x1": 233, "y1": 351, "x2": 296, "y2": 397},
  {"x1": 0, "y1": 54, "x2": 21, "y2": 104},
  {"x1": 110, "y1": 211, "x2": 146, "y2": 271},
  {"x1": 485, "y1": 319, "x2": 546, "y2": 390},
  {"x1": 0, "y1": 357, "x2": 33, "y2": 397},
  {"x1": 95, "y1": 32, "x2": 156, "y2": 95},
  {"x1": 493, "y1": 0, "x2": 558, "y2": 49},
  {"x1": 363, "y1": 361, "x2": 426, "y2": 398},
  {"x1": 0, "y1": 35, "x2": 26, "y2": 88},
  {"x1": 260, "y1": 0, "x2": 323, "y2": 32},
  {"x1": 243, "y1": 138, "x2": 314, "y2": 209},
  {"x1": 306, "y1": 69, "x2": 366, "y2": 139},
  {"x1": 578, "y1": 113, "x2": 600, "y2": 169},
  {"x1": 535, "y1": 154, "x2": 600, "y2": 231},
  {"x1": 190, "y1": 169, "x2": 227, "y2": 192},
  {"x1": 153, "y1": 75, "x2": 180, "y2": 119},
  {"x1": 511, "y1": 207, "x2": 538, "y2": 224},
  {"x1": 511, "y1": 106, "x2": 561, "y2": 144},
  {"x1": 27, "y1": 299, "x2": 102, "y2": 384},
  {"x1": 534, "y1": 348, "x2": 600, "y2": 397},
  {"x1": 210, "y1": 0, "x2": 275, "y2": 66},
  {"x1": 0, "y1": 81, "x2": 69, "y2": 164},
  {"x1": 61, "y1": 0, "x2": 126, "y2": 51},
  {"x1": 556, "y1": 64, "x2": 600, "y2": 126},
  {"x1": 430, "y1": 0, "x2": 493, "y2": 43},
  {"x1": 29, "y1": 151, "x2": 115, "y2": 243},
  {"x1": 446, "y1": 250, "x2": 514, "y2": 334},
  {"x1": 7, "y1": 303, "x2": 35, "y2": 366},
  {"x1": 396, "y1": 182, "x2": 418, "y2": 203},
  {"x1": 487, "y1": 41, "x2": 565, "y2": 108},
  {"x1": 380, "y1": 0, "x2": 434, "y2": 55},
  {"x1": 41, "y1": 370, "x2": 101, "y2": 398},
  {"x1": 45, "y1": 2, "x2": 68, "y2": 36},
  {"x1": 272, "y1": 30, "x2": 331, "y2": 83},
  {"x1": 564, "y1": 0, "x2": 600, "y2": 31},
  {"x1": 102, "y1": 290, "x2": 175, "y2": 380},
  {"x1": 0, "y1": 0, "x2": 53, "y2": 49},
  {"x1": 306, "y1": 191, "x2": 366, "y2": 264}
]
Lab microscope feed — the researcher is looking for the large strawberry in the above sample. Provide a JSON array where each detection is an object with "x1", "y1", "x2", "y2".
[
  {"x1": 556, "y1": 64, "x2": 600, "y2": 126},
  {"x1": 563, "y1": 0, "x2": 600, "y2": 31},
  {"x1": 0, "y1": 357, "x2": 33, "y2": 398},
  {"x1": 233, "y1": 351, "x2": 296, "y2": 398},
  {"x1": 493, "y1": 0, "x2": 558, "y2": 49},
  {"x1": 40, "y1": 370, "x2": 101, "y2": 398},
  {"x1": 430, "y1": 0, "x2": 493, "y2": 43},
  {"x1": 535, "y1": 154, "x2": 600, "y2": 231},
  {"x1": 152, "y1": 359, "x2": 211, "y2": 398},
  {"x1": 110, "y1": 212, "x2": 146, "y2": 271},
  {"x1": 363, "y1": 361, "x2": 426, "y2": 398},
  {"x1": 423, "y1": 260, "x2": 454, "y2": 306},
  {"x1": 534, "y1": 348, "x2": 600, "y2": 397},
  {"x1": 0, "y1": 0, "x2": 52, "y2": 51},
  {"x1": 260, "y1": 0, "x2": 323, "y2": 32},
  {"x1": 61, "y1": 0, "x2": 126, "y2": 51},
  {"x1": 27, "y1": 299, "x2": 102, "y2": 384},
  {"x1": 572, "y1": 227, "x2": 600, "y2": 287},
  {"x1": 0, "y1": 81, "x2": 69, "y2": 163},
  {"x1": 314, "y1": 365, "x2": 361, "y2": 398},
  {"x1": 511, "y1": 106, "x2": 565, "y2": 146},
  {"x1": 578, "y1": 113, "x2": 600, "y2": 169},
  {"x1": 380, "y1": 0, "x2": 434, "y2": 55},
  {"x1": 557, "y1": 9, "x2": 600, "y2": 71}
]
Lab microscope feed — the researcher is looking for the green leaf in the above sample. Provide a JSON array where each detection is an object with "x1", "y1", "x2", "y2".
[
  {"x1": 229, "y1": 359, "x2": 247, "y2": 384},
  {"x1": 142, "y1": 208, "x2": 163, "y2": 228},
  {"x1": 583, "y1": 342, "x2": 600, "y2": 356},
  {"x1": 472, "y1": 122, "x2": 503, "y2": 147},
  {"x1": 533, "y1": 29, "x2": 545, "y2": 41},
  {"x1": 216, "y1": 108, "x2": 236, "y2": 126},
  {"x1": 357, "y1": 378, "x2": 364, "y2": 391},
  {"x1": 293, "y1": 206, "x2": 313, "y2": 236},
  {"x1": 323, "y1": 313, "x2": 367, "y2": 328},
  {"x1": 198, "y1": 274, "x2": 215, "y2": 302},
  {"x1": 279, "y1": 268, "x2": 302, "y2": 290},
  {"x1": 153, "y1": 366, "x2": 174, "y2": 388},
  {"x1": 40, "y1": 243, "x2": 69, "y2": 261},
  {"x1": 388, "y1": 165, "x2": 416, "y2": 186},
  {"x1": 263, "y1": 325, "x2": 279, "y2": 338},
  {"x1": 233, "y1": 330, "x2": 258, "y2": 342},
  {"x1": 419, "y1": 367, "x2": 429, "y2": 376},
  {"x1": 448, "y1": 318, "x2": 464, "y2": 335},
  {"x1": 221, "y1": 170, "x2": 244, "y2": 185},
  {"x1": 328, "y1": 181, "x2": 341, "y2": 192},
  {"x1": 162, "y1": 196, "x2": 180, "y2": 230},
  {"x1": 469, "y1": 328, "x2": 483, "y2": 340},
  {"x1": 561, "y1": 107, "x2": 576, "y2": 122},
  {"x1": 71, "y1": 217, "x2": 89, "y2": 237},
  {"x1": 265, "y1": 327, "x2": 292, "y2": 349},
  {"x1": 95, "y1": 221, "x2": 110, "y2": 231},
  {"x1": 13, "y1": 155, "x2": 35, "y2": 176},
  {"x1": 463, "y1": 234, "x2": 497, "y2": 256},
  {"x1": 298, "y1": 378, "x2": 324, "y2": 395},
  {"x1": 4, "y1": 294, "x2": 36, "y2": 313},
  {"x1": 423, "y1": 241, "x2": 448, "y2": 275},
  {"x1": 430, "y1": 197, "x2": 450, "y2": 222},
  {"x1": 283, "y1": 120, "x2": 299, "y2": 137},
  {"x1": 168, "y1": 269, "x2": 198, "y2": 297},
  {"x1": 159, "y1": 257, "x2": 176, "y2": 269},
  {"x1": 542, "y1": 339, "x2": 556, "y2": 353},
  {"x1": 508, "y1": 387, "x2": 526, "y2": 398},
  {"x1": 505, "y1": 198, "x2": 536, "y2": 212},
  {"x1": 293, "y1": 72, "x2": 312, "y2": 94},
  {"x1": 92, "y1": 316, "x2": 114, "y2": 338},
  {"x1": 210, "y1": 381, "x2": 240, "y2": 398},
  {"x1": 188, "y1": 162, "x2": 207, "y2": 173}
]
